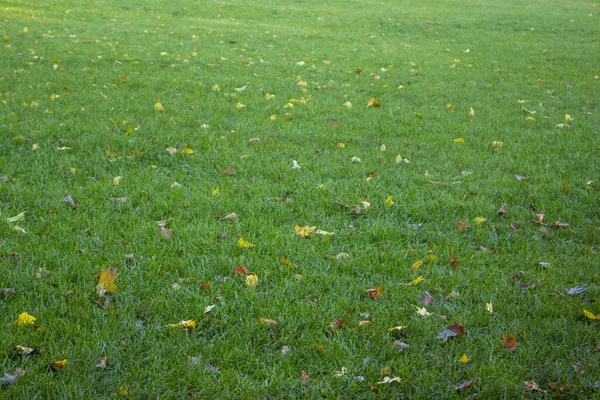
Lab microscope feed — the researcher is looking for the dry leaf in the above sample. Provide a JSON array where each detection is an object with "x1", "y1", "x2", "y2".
[
  {"x1": 367, "y1": 98, "x2": 381, "y2": 107},
  {"x1": 199, "y1": 281, "x2": 211, "y2": 291},
  {"x1": 458, "y1": 354, "x2": 469, "y2": 364},
  {"x1": 358, "y1": 320, "x2": 373, "y2": 327},
  {"x1": 237, "y1": 238, "x2": 255, "y2": 248},
  {"x1": 50, "y1": 359, "x2": 68, "y2": 372},
  {"x1": 455, "y1": 380, "x2": 473, "y2": 391},
  {"x1": 245, "y1": 274, "x2": 258, "y2": 287},
  {"x1": 259, "y1": 318, "x2": 279, "y2": 327},
  {"x1": 450, "y1": 253, "x2": 460, "y2": 267},
  {"x1": 233, "y1": 265, "x2": 250, "y2": 276},
  {"x1": 301, "y1": 370, "x2": 310, "y2": 383},
  {"x1": 204, "y1": 305, "x2": 216, "y2": 314},
  {"x1": 329, "y1": 318, "x2": 347, "y2": 333},
  {"x1": 535, "y1": 211, "x2": 544, "y2": 225},
  {"x1": 552, "y1": 220, "x2": 569, "y2": 228},
  {"x1": 497, "y1": 203, "x2": 507, "y2": 216},
  {"x1": 166, "y1": 320, "x2": 198, "y2": 329},
  {"x1": 294, "y1": 225, "x2": 315, "y2": 238},
  {"x1": 219, "y1": 212, "x2": 238, "y2": 221},
  {"x1": 160, "y1": 226, "x2": 173, "y2": 239},
  {"x1": 222, "y1": 166, "x2": 235, "y2": 175},
  {"x1": 96, "y1": 356, "x2": 108, "y2": 368},
  {"x1": 457, "y1": 220, "x2": 470, "y2": 232},
  {"x1": 1, "y1": 368, "x2": 25, "y2": 385},
  {"x1": 417, "y1": 291, "x2": 435, "y2": 305},
  {"x1": 582, "y1": 309, "x2": 600, "y2": 320},
  {"x1": 12, "y1": 345, "x2": 40, "y2": 357},
  {"x1": 412, "y1": 260, "x2": 423, "y2": 271},
  {"x1": 501, "y1": 333, "x2": 518, "y2": 351},
  {"x1": 365, "y1": 286, "x2": 384, "y2": 299},
  {"x1": 392, "y1": 341, "x2": 410, "y2": 351},
  {"x1": 524, "y1": 381, "x2": 546, "y2": 393},
  {"x1": 63, "y1": 195, "x2": 77, "y2": 208}
]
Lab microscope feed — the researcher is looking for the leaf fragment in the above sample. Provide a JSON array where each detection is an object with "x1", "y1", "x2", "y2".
[
  {"x1": 245, "y1": 274, "x2": 259, "y2": 287},
  {"x1": 496, "y1": 204, "x2": 507, "y2": 216},
  {"x1": 237, "y1": 238, "x2": 255, "y2": 249},
  {"x1": 96, "y1": 356, "x2": 108, "y2": 368},
  {"x1": 455, "y1": 379, "x2": 473, "y2": 391},
  {"x1": 1, "y1": 368, "x2": 25, "y2": 385},
  {"x1": 582, "y1": 309, "x2": 600, "y2": 320},
  {"x1": 50, "y1": 359, "x2": 68, "y2": 372},
  {"x1": 12, "y1": 345, "x2": 40, "y2": 357},
  {"x1": 458, "y1": 354, "x2": 469, "y2": 364},
  {"x1": 219, "y1": 212, "x2": 238, "y2": 221},
  {"x1": 63, "y1": 195, "x2": 77, "y2": 208},
  {"x1": 166, "y1": 320, "x2": 198, "y2": 329},
  {"x1": 365, "y1": 286, "x2": 384, "y2": 299},
  {"x1": 524, "y1": 381, "x2": 546, "y2": 393},
  {"x1": 367, "y1": 98, "x2": 381, "y2": 107},
  {"x1": 417, "y1": 291, "x2": 435, "y2": 305}
]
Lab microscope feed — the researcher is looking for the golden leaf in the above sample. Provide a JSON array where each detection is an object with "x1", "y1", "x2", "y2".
[
  {"x1": 237, "y1": 238, "x2": 255, "y2": 249},
  {"x1": 259, "y1": 318, "x2": 279, "y2": 327},
  {"x1": 96, "y1": 267, "x2": 119, "y2": 296},
  {"x1": 458, "y1": 354, "x2": 469, "y2": 364},
  {"x1": 583, "y1": 309, "x2": 600, "y2": 320},
  {"x1": 245, "y1": 274, "x2": 258, "y2": 287},
  {"x1": 15, "y1": 312, "x2": 36, "y2": 328}
]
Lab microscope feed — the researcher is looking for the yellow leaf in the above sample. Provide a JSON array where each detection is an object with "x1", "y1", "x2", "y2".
[
  {"x1": 565, "y1": 114, "x2": 573, "y2": 121},
  {"x1": 407, "y1": 276, "x2": 423, "y2": 286},
  {"x1": 237, "y1": 238, "x2": 255, "y2": 249},
  {"x1": 297, "y1": 80, "x2": 307, "y2": 87},
  {"x1": 269, "y1": 114, "x2": 277, "y2": 120},
  {"x1": 486, "y1": 303, "x2": 494, "y2": 314},
  {"x1": 15, "y1": 312, "x2": 36, "y2": 328},
  {"x1": 414, "y1": 305, "x2": 431, "y2": 316},
  {"x1": 387, "y1": 325, "x2": 407, "y2": 333},
  {"x1": 336, "y1": 142, "x2": 345, "y2": 149},
  {"x1": 96, "y1": 267, "x2": 119, "y2": 295},
  {"x1": 458, "y1": 354, "x2": 469, "y2": 364},
  {"x1": 166, "y1": 320, "x2": 198, "y2": 329},
  {"x1": 294, "y1": 225, "x2": 315, "y2": 238},
  {"x1": 50, "y1": 359, "x2": 68, "y2": 371},
  {"x1": 474, "y1": 217, "x2": 487, "y2": 225},
  {"x1": 583, "y1": 309, "x2": 600, "y2": 320},
  {"x1": 7, "y1": 212, "x2": 26, "y2": 223},
  {"x1": 385, "y1": 196, "x2": 394, "y2": 207},
  {"x1": 425, "y1": 254, "x2": 437, "y2": 263},
  {"x1": 23, "y1": 27, "x2": 28, "y2": 33},
  {"x1": 245, "y1": 274, "x2": 259, "y2": 287},
  {"x1": 367, "y1": 98, "x2": 381, "y2": 107},
  {"x1": 468, "y1": 107, "x2": 475, "y2": 117},
  {"x1": 412, "y1": 260, "x2": 423, "y2": 271},
  {"x1": 378, "y1": 376, "x2": 401, "y2": 384},
  {"x1": 31, "y1": 143, "x2": 39, "y2": 151},
  {"x1": 211, "y1": 187, "x2": 220, "y2": 196},
  {"x1": 154, "y1": 102, "x2": 164, "y2": 111},
  {"x1": 212, "y1": 84, "x2": 220, "y2": 92},
  {"x1": 454, "y1": 138, "x2": 465, "y2": 144},
  {"x1": 446, "y1": 103, "x2": 454, "y2": 110},
  {"x1": 180, "y1": 148, "x2": 194, "y2": 155},
  {"x1": 259, "y1": 317, "x2": 279, "y2": 327},
  {"x1": 315, "y1": 229, "x2": 334, "y2": 236},
  {"x1": 113, "y1": 176, "x2": 121, "y2": 185}
]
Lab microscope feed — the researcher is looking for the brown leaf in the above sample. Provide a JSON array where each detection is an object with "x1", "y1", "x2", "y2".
[
  {"x1": 358, "y1": 320, "x2": 373, "y2": 327},
  {"x1": 301, "y1": 370, "x2": 310, "y2": 383},
  {"x1": 63, "y1": 195, "x2": 77, "y2": 208},
  {"x1": 496, "y1": 203, "x2": 507, "y2": 216},
  {"x1": 535, "y1": 211, "x2": 544, "y2": 225},
  {"x1": 329, "y1": 318, "x2": 347, "y2": 333},
  {"x1": 1, "y1": 288, "x2": 16, "y2": 299},
  {"x1": 552, "y1": 220, "x2": 569, "y2": 228},
  {"x1": 159, "y1": 226, "x2": 173, "y2": 239},
  {"x1": 329, "y1": 119, "x2": 341, "y2": 127},
  {"x1": 222, "y1": 166, "x2": 235, "y2": 175},
  {"x1": 199, "y1": 281, "x2": 211, "y2": 291},
  {"x1": 96, "y1": 356, "x2": 108, "y2": 368},
  {"x1": 12, "y1": 345, "x2": 40, "y2": 357},
  {"x1": 509, "y1": 221, "x2": 520, "y2": 232},
  {"x1": 524, "y1": 381, "x2": 545, "y2": 393},
  {"x1": 450, "y1": 253, "x2": 460, "y2": 267},
  {"x1": 365, "y1": 286, "x2": 384, "y2": 299},
  {"x1": 457, "y1": 220, "x2": 470, "y2": 232},
  {"x1": 455, "y1": 379, "x2": 473, "y2": 391},
  {"x1": 392, "y1": 341, "x2": 410, "y2": 351},
  {"x1": 233, "y1": 265, "x2": 249, "y2": 276},
  {"x1": 448, "y1": 323, "x2": 465, "y2": 336},
  {"x1": 501, "y1": 333, "x2": 518, "y2": 351}
]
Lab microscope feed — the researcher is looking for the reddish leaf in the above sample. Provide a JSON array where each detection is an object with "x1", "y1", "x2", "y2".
[
  {"x1": 501, "y1": 333, "x2": 518, "y2": 351},
  {"x1": 510, "y1": 221, "x2": 520, "y2": 232},
  {"x1": 301, "y1": 370, "x2": 310, "y2": 383},
  {"x1": 233, "y1": 265, "x2": 249, "y2": 276},
  {"x1": 450, "y1": 253, "x2": 460, "y2": 267}
]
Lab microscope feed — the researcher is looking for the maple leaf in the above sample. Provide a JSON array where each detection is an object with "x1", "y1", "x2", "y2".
[
  {"x1": 457, "y1": 220, "x2": 470, "y2": 232},
  {"x1": 328, "y1": 318, "x2": 347, "y2": 333},
  {"x1": 407, "y1": 276, "x2": 423, "y2": 286},
  {"x1": 388, "y1": 325, "x2": 408, "y2": 333},
  {"x1": 154, "y1": 102, "x2": 164, "y2": 111},
  {"x1": 96, "y1": 267, "x2": 119, "y2": 296},
  {"x1": 437, "y1": 323, "x2": 464, "y2": 341},
  {"x1": 15, "y1": 312, "x2": 36, "y2": 327},
  {"x1": 365, "y1": 286, "x2": 384, "y2": 299},
  {"x1": 414, "y1": 305, "x2": 431, "y2": 317},
  {"x1": 377, "y1": 376, "x2": 401, "y2": 384},
  {"x1": 501, "y1": 333, "x2": 518, "y2": 351}
]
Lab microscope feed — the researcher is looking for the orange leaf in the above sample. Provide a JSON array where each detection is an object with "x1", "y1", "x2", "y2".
[
  {"x1": 301, "y1": 370, "x2": 310, "y2": 383},
  {"x1": 222, "y1": 166, "x2": 235, "y2": 175},
  {"x1": 233, "y1": 265, "x2": 249, "y2": 276},
  {"x1": 199, "y1": 281, "x2": 211, "y2": 291},
  {"x1": 501, "y1": 333, "x2": 518, "y2": 351},
  {"x1": 358, "y1": 320, "x2": 373, "y2": 327},
  {"x1": 457, "y1": 220, "x2": 470, "y2": 232},
  {"x1": 450, "y1": 253, "x2": 460, "y2": 267}
]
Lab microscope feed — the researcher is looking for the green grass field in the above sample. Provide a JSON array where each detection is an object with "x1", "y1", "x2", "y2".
[{"x1": 1, "y1": 0, "x2": 599, "y2": 397}]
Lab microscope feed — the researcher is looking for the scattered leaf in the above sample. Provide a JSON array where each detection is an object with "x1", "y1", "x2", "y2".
[
  {"x1": 358, "y1": 320, "x2": 373, "y2": 327},
  {"x1": 166, "y1": 320, "x2": 198, "y2": 329},
  {"x1": 367, "y1": 98, "x2": 381, "y2": 107},
  {"x1": 222, "y1": 166, "x2": 235, "y2": 175},
  {"x1": 219, "y1": 212, "x2": 238, "y2": 221},
  {"x1": 497, "y1": 204, "x2": 507, "y2": 216},
  {"x1": 6, "y1": 212, "x2": 26, "y2": 223},
  {"x1": 417, "y1": 291, "x2": 435, "y2": 305},
  {"x1": 377, "y1": 376, "x2": 401, "y2": 384},
  {"x1": 154, "y1": 102, "x2": 164, "y2": 111},
  {"x1": 450, "y1": 253, "x2": 460, "y2": 267},
  {"x1": 552, "y1": 220, "x2": 569, "y2": 228},
  {"x1": 458, "y1": 354, "x2": 470, "y2": 364},
  {"x1": 486, "y1": 303, "x2": 494, "y2": 314},
  {"x1": 15, "y1": 312, "x2": 36, "y2": 328},
  {"x1": 414, "y1": 305, "x2": 431, "y2": 317},
  {"x1": 12, "y1": 345, "x2": 40, "y2": 357},
  {"x1": 457, "y1": 220, "x2": 470, "y2": 232},
  {"x1": 63, "y1": 195, "x2": 77, "y2": 208},
  {"x1": 294, "y1": 225, "x2": 315, "y2": 238},
  {"x1": 329, "y1": 318, "x2": 347, "y2": 333},
  {"x1": 301, "y1": 370, "x2": 310, "y2": 384},
  {"x1": 365, "y1": 286, "x2": 384, "y2": 299},
  {"x1": 1, "y1": 368, "x2": 25, "y2": 385},
  {"x1": 407, "y1": 276, "x2": 423, "y2": 286},
  {"x1": 1, "y1": 288, "x2": 16, "y2": 299},
  {"x1": 524, "y1": 381, "x2": 546, "y2": 393},
  {"x1": 50, "y1": 359, "x2": 68, "y2": 372},
  {"x1": 392, "y1": 341, "x2": 410, "y2": 351},
  {"x1": 96, "y1": 356, "x2": 108, "y2": 368},
  {"x1": 412, "y1": 260, "x2": 423, "y2": 271},
  {"x1": 96, "y1": 267, "x2": 119, "y2": 296},
  {"x1": 204, "y1": 304, "x2": 216, "y2": 314},
  {"x1": 245, "y1": 274, "x2": 259, "y2": 287},
  {"x1": 259, "y1": 318, "x2": 279, "y2": 327},
  {"x1": 237, "y1": 238, "x2": 255, "y2": 249},
  {"x1": 565, "y1": 286, "x2": 586, "y2": 295},
  {"x1": 234, "y1": 265, "x2": 250, "y2": 276},
  {"x1": 501, "y1": 333, "x2": 518, "y2": 351},
  {"x1": 535, "y1": 211, "x2": 544, "y2": 225},
  {"x1": 582, "y1": 309, "x2": 600, "y2": 320},
  {"x1": 455, "y1": 379, "x2": 473, "y2": 391},
  {"x1": 388, "y1": 326, "x2": 408, "y2": 333}
]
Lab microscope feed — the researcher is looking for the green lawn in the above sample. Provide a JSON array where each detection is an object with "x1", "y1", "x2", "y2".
[{"x1": 1, "y1": 0, "x2": 599, "y2": 397}]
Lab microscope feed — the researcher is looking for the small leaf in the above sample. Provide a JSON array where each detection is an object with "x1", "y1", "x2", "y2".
[
  {"x1": 204, "y1": 305, "x2": 216, "y2": 314},
  {"x1": 392, "y1": 341, "x2": 410, "y2": 351},
  {"x1": 367, "y1": 98, "x2": 381, "y2": 107},
  {"x1": 301, "y1": 370, "x2": 310, "y2": 383},
  {"x1": 358, "y1": 320, "x2": 373, "y2": 327},
  {"x1": 15, "y1": 312, "x2": 36, "y2": 328},
  {"x1": 524, "y1": 381, "x2": 546, "y2": 393},
  {"x1": 501, "y1": 333, "x2": 518, "y2": 351},
  {"x1": 412, "y1": 260, "x2": 423, "y2": 271},
  {"x1": 583, "y1": 309, "x2": 600, "y2": 320},
  {"x1": 388, "y1": 325, "x2": 408, "y2": 333},
  {"x1": 535, "y1": 211, "x2": 544, "y2": 225},
  {"x1": 237, "y1": 238, "x2": 255, "y2": 249},
  {"x1": 222, "y1": 166, "x2": 235, "y2": 175},
  {"x1": 455, "y1": 379, "x2": 473, "y2": 391},
  {"x1": 6, "y1": 212, "x2": 26, "y2": 223},
  {"x1": 365, "y1": 286, "x2": 384, "y2": 299},
  {"x1": 458, "y1": 354, "x2": 469, "y2": 364},
  {"x1": 154, "y1": 102, "x2": 164, "y2": 111},
  {"x1": 496, "y1": 204, "x2": 507, "y2": 216},
  {"x1": 1, "y1": 368, "x2": 25, "y2": 385},
  {"x1": 12, "y1": 345, "x2": 40, "y2": 357},
  {"x1": 166, "y1": 320, "x2": 198, "y2": 329},
  {"x1": 50, "y1": 359, "x2": 68, "y2": 372},
  {"x1": 259, "y1": 318, "x2": 279, "y2": 327},
  {"x1": 457, "y1": 220, "x2": 470, "y2": 232},
  {"x1": 486, "y1": 303, "x2": 494, "y2": 314},
  {"x1": 450, "y1": 253, "x2": 460, "y2": 267},
  {"x1": 552, "y1": 220, "x2": 569, "y2": 228},
  {"x1": 233, "y1": 265, "x2": 250, "y2": 276},
  {"x1": 96, "y1": 267, "x2": 119, "y2": 296},
  {"x1": 417, "y1": 291, "x2": 435, "y2": 305},
  {"x1": 219, "y1": 212, "x2": 238, "y2": 221},
  {"x1": 63, "y1": 195, "x2": 77, "y2": 208},
  {"x1": 96, "y1": 356, "x2": 108, "y2": 368},
  {"x1": 245, "y1": 274, "x2": 258, "y2": 287}
]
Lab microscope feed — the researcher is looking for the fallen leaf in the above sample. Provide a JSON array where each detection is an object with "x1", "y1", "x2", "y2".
[
  {"x1": 292, "y1": 160, "x2": 301, "y2": 169},
  {"x1": 160, "y1": 226, "x2": 173, "y2": 238},
  {"x1": 165, "y1": 147, "x2": 177, "y2": 155},
  {"x1": 1, "y1": 288, "x2": 16, "y2": 299},
  {"x1": 552, "y1": 220, "x2": 569, "y2": 228},
  {"x1": 96, "y1": 267, "x2": 119, "y2": 296},
  {"x1": 233, "y1": 265, "x2": 250, "y2": 276},
  {"x1": 301, "y1": 370, "x2": 310, "y2": 384},
  {"x1": 6, "y1": 212, "x2": 26, "y2": 223},
  {"x1": 365, "y1": 286, "x2": 384, "y2": 299},
  {"x1": 294, "y1": 225, "x2": 316, "y2": 238},
  {"x1": 388, "y1": 325, "x2": 408, "y2": 333},
  {"x1": 329, "y1": 318, "x2": 347, "y2": 333},
  {"x1": 385, "y1": 196, "x2": 394, "y2": 206},
  {"x1": 15, "y1": 312, "x2": 36, "y2": 328},
  {"x1": 392, "y1": 341, "x2": 410, "y2": 351},
  {"x1": 582, "y1": 309, "x2": 600, "y2": 320},
  {"x1": 515, "y1": 174, "x2": 530, "y2": 182},
  {"x1": 455, "y1": 379, "x2": 473, "y2": 391},
  {"x1": 63, "y1": 195, "x2": 77, "y2": 208},
  {"x1": 50, "y1": 359, "x2": 68, "y2": 372},
  {"x1": 199, "y1": 281, "x2": 211, "y2": 291},
  {"x1": 1, "y1": 368, "x2": 25, "y2": 385},
  {"x1": 154, "y1": 102, "x2": 164, "y2": 111},
  {"x1": 206, "y1": 362, "x2": 220, "y2": 374},
  {"x1": 377, "y1": 376, "x2": 401, "y2": 384},
  {"x1": 450, "y1": 253, "x2": 460, "y2": 267},
  {"x1": 237, "y1": 238, "x2": 255, "y2": 249},
  {"x1": 219, "y1": 212, "x2": 238, "y2": 221},
  {"x1": 524, "y1": 381, "x2": 546, "y2": 393},
  {"x1": 565, "y1": 286, "x2": 586, "y2": 295},
  {"x1": 486, "y1": 303, "x2": 494, "y2": 314},
  {"x1": 497, "y1": 204, "x2": 507, "y2": 216},
  {"x1": 501, "y1": 333, "x2": 518, "y2": 351},
  {"x1": 535, "y1": 211, "x2": 544, "y2": 225},
  {"x1": 438, "y1": 323, "x2": 464, "y2": 341},
  {"x1": 358, "y1": 320, "x2": 373, "y2": 327},
  {"x1": 12, "y1": 345, "x2": 40, "y2": 357},
  {"x1": 96, "y1": 356, "x2": 108, "y2": 368},
  {"x1": 281, "y1": 346, "x2": 290, "y2": 354},
  {"x1": 245, "y1": 274, "x2": 259, "y2": 287},
  {"x1": 204, "y1": 305, "x2": 216, "y2": 314},
  {"x1": 407, "y1": 276, "x2": 423, "y2": 286},
  {"x1": 510, "y1": 221, "x2": 520, "y2": 232},
  {"x1": 259, "y1": 318, "x2": 279, "y2": 327},
  {"x1": 414, "y1": 305, "x2": 431, "y2": 317},
  {"x1": 166, "y1": 320, "x2": 198, "y2": 329},
  {"x1": 367, "y1": 98, "x2": 381, "y2": 107},
  {"x1": 417, "y1": 291, "x2": 435, "y2": 305},
  {"x1": 457, "y1": 220, "x2": 470, "y2": 232},
  {"x1": 458, "y1": 354, "x2": 469, "y2": 363},
  {"x1": 412, "y1": 260, "x2": 423, "y2": 271},
  {"x1": 222, "y1": 166, "x2": 235, "y2": 175}
]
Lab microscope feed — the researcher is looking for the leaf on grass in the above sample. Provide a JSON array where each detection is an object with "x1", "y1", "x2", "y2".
[
  {"x1": 417, "y1": 291, "x2": 435, "y2": 305},
  {"x1": 458, "y1": 354, "x2": 470, "y2": 363},
  {"x1": 301, "y1": 370, "x2": 310, "y2": 384},
  {"x1": 206, "y1": 362, "x2": 220, "y2": 374},
  {"x1": 96, "y1": 267, "x2": 119, "y2": 296},
  {"x1": 388, "y1": 325, "x2": 408, "y2": 333},
  {"x1": 582, "y1": 309, "x2": 600, "y2": 320},
  {"x1": 1, "y1": 288, "x2": 16, "y2": 299},
  {"x1": 437, "y1": 323, "x2": 464, "y2": 341},
  {"x1": 15, "y1": 312, "x2": 36, "y2": 328},
  {"x1": 237, "y1": 238, "x2": 255, "y2": 249},
  {"x1": 407, "y1": 276, "x2": 423, "y2": 286},
  {"x1": 450, "y1": 253, "x2": 460, "y2": 267},
  {"x1": 535, "y1": 211, "x2": 544, "y2": 225},
  {"x1": 486, "y1": 303, "x2": 494, "y2": 314},
  {"x1": 497, "y1": 204, "x2": 507, "y2": 216},
  {"x1": 222, "y1": 166, "x2": 235, "y2": 175},
  {"x1": 281, "y1": 346, "x2": 290, "y2": 354},
  {"x1": 378, "y1": 376, "x2": 401, "y2": 384},
  {"x1": 259, "y1": 318, "x2": 279, "y2": 327},
  {"x1": 565, "y1": 286, "x2": 586, "y2": 295},
  {"x1": 204, "y1": 305, "x2": 216, "y2": 314},
  {"x1": 358, "y1": 320, "x2": 373, "y2": 327},
  {"x1": 96, "y1": 356, "x2": 108, "y2": 368},
  {"x1": 6, "y1": 212, "x2": 26, "y2": 223},
  {"x1": 367, "y1": 98, "x2": 381, "y2": 107},
  {"x1": 1, "y1": 368, "x2": 25, "y2": 385},
  {"x1": 457, "y1": 220, "x2": 470, "y2": 232},
  {"x1": 154, "y1": 102, "x2": 164, "y2": 111},
  {"x1": 524, "y1": 381, "x2": 546, "y2": 393},
  {"x1": 233, "y1": 265, "x2": 250, "y2": 276},
  {"x1": 414, "y1": 305, "x2": 431, "y2": 317},
  {"x1": 12, "y1": 345, "x2": 40, "y2": 357},
  {"x1": 166, "y1": 320, "x2": 198, "y2": 329},
  {"x1": 365, "y1": 286, "x2": 384, "y2": 299},
  {"x1": 159, "y1": 226, "x2": 173, "y2": 238},
  {"x1": 328, "y1": 318, "x2": 347, "y2": 333},
  {"x1": 455, "y1": 379, "x2": 473, "y2": 391},
  {"x1": 219, "y1": 212, "x2": 237, "y2": 221},
  {"x1": 245, "y1": 274, "x2": 258, "y2": 287},
  {"x1": 50, "y1": 359, "x2": 68, "y2": 372},
  {"x1": 515, "y1": 174, "x2": 530, "y2": 182},
  {"x1": 501, "y1": 333, "x2": 518, "y2": 351},
  {"x1": 510, "y1": 221, "x2": 520, "y2": 232},
  {"x1": 392, "y1": 341, "x2": 410, "y2": 351},
  {"x1": 63, "y1": 195, "x2": 77, "y2": 208},
  {"x1": 294, "y1": 225, "x2": 315, "y2": 238},
  {"x1": 412, "y1": 260, "x2": 423, "y2": 271},
  {"x1": 552, "y1": 220, "x2": 569, "y2": 228}
]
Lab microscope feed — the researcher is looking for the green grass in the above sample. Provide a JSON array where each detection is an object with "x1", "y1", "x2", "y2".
[{"x1": 1, "y1": 0, "x2": 599, "y2": 397}]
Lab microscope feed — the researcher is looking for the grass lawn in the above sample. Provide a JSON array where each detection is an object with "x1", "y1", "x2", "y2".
[{"x1": 1, "y1": 0, "x2": 599, "y2": 397}]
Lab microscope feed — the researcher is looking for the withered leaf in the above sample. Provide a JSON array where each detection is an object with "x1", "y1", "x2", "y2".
[
  {"x1": 206, "y1": 363, "x2": 220, "y2": 374},
  {"x1": 0, "y1": 368, "x2": 25, "y2": 385},
  {"x1": 497, "y1": 203, "x2": 507, "y2": 216},
  {"x1": 219, "y1": 212, "x2": 237, "y2": 221},
  {"x1": 12, "y1": 345, "x2": 40, "y2": 357},
  {"x1": 438, "y1": 323, "x2": 464, "y2": 341},
  {"x1": 565, "y1": 286, "x2": 586, "y2": 295},
  {"x1": 535, "y1": 211, "x2": 544, "y2": 225},
  {"x1": 1, "y1": 288, "x2": 16, "y2": 299},
  {"x1": 301, "y1": 370, "x2": 310, "y2": 383},
  {"x1": 417, "y1": 291, "x2": 435, "y2": 305},
  {"x1": 365, "y1": 286, "x2": 384, "y2": 299},
  {"x1": 259, "y1": 318, "x2": 279, "y2": 327},
  {"x1": 392, "y1": 341, "x2": 410, "y2": 351},
  {"x1": 199, "y1": 281, "x2": 211, "y2": 291},
  {"x1": 552, "y1": 220, "x2": 569, "y2": 228},
  {"x1": 510, "y1": 221, "x2": 520, "y2": 232},
  {"x1": 524, "y1": 381, "x2": 546, "y2": 393},
  {"x1": 501, "y1": 333, "x2": 518, "y2": 351},
  {"x1": 233, "y1": 265, "x2": 249, "y2": 276},
  {"x1": 457, "y1": 220, "x2": 470, "y2": 232},
  {"x1": 450, "y1": 253, "x2": 460, "y2": 267},
  {"x1": 329, "y1": 318, "x2": 347, "y2": 333},
  {"x1": 515, "y1": 174, "x2": 530, "y2": 182},
  {"x1": 63, "y1": 195, "x2": 77, "y2": 208},
  {"x1": 159, "y1": 226, "x2": 173, "y2": 239},
  {"x1": 455, "y1": 379, "x2": 473, "y2": 391},
  {"x1": 222, "y1": 166, "x2": 235, "y2": 175},
  {"x1": 96, "y1": 267, "x2": 119, "y2": 296},
  {"x1": 96, "y1": 356, "x2": 108, "y2": 368}
]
